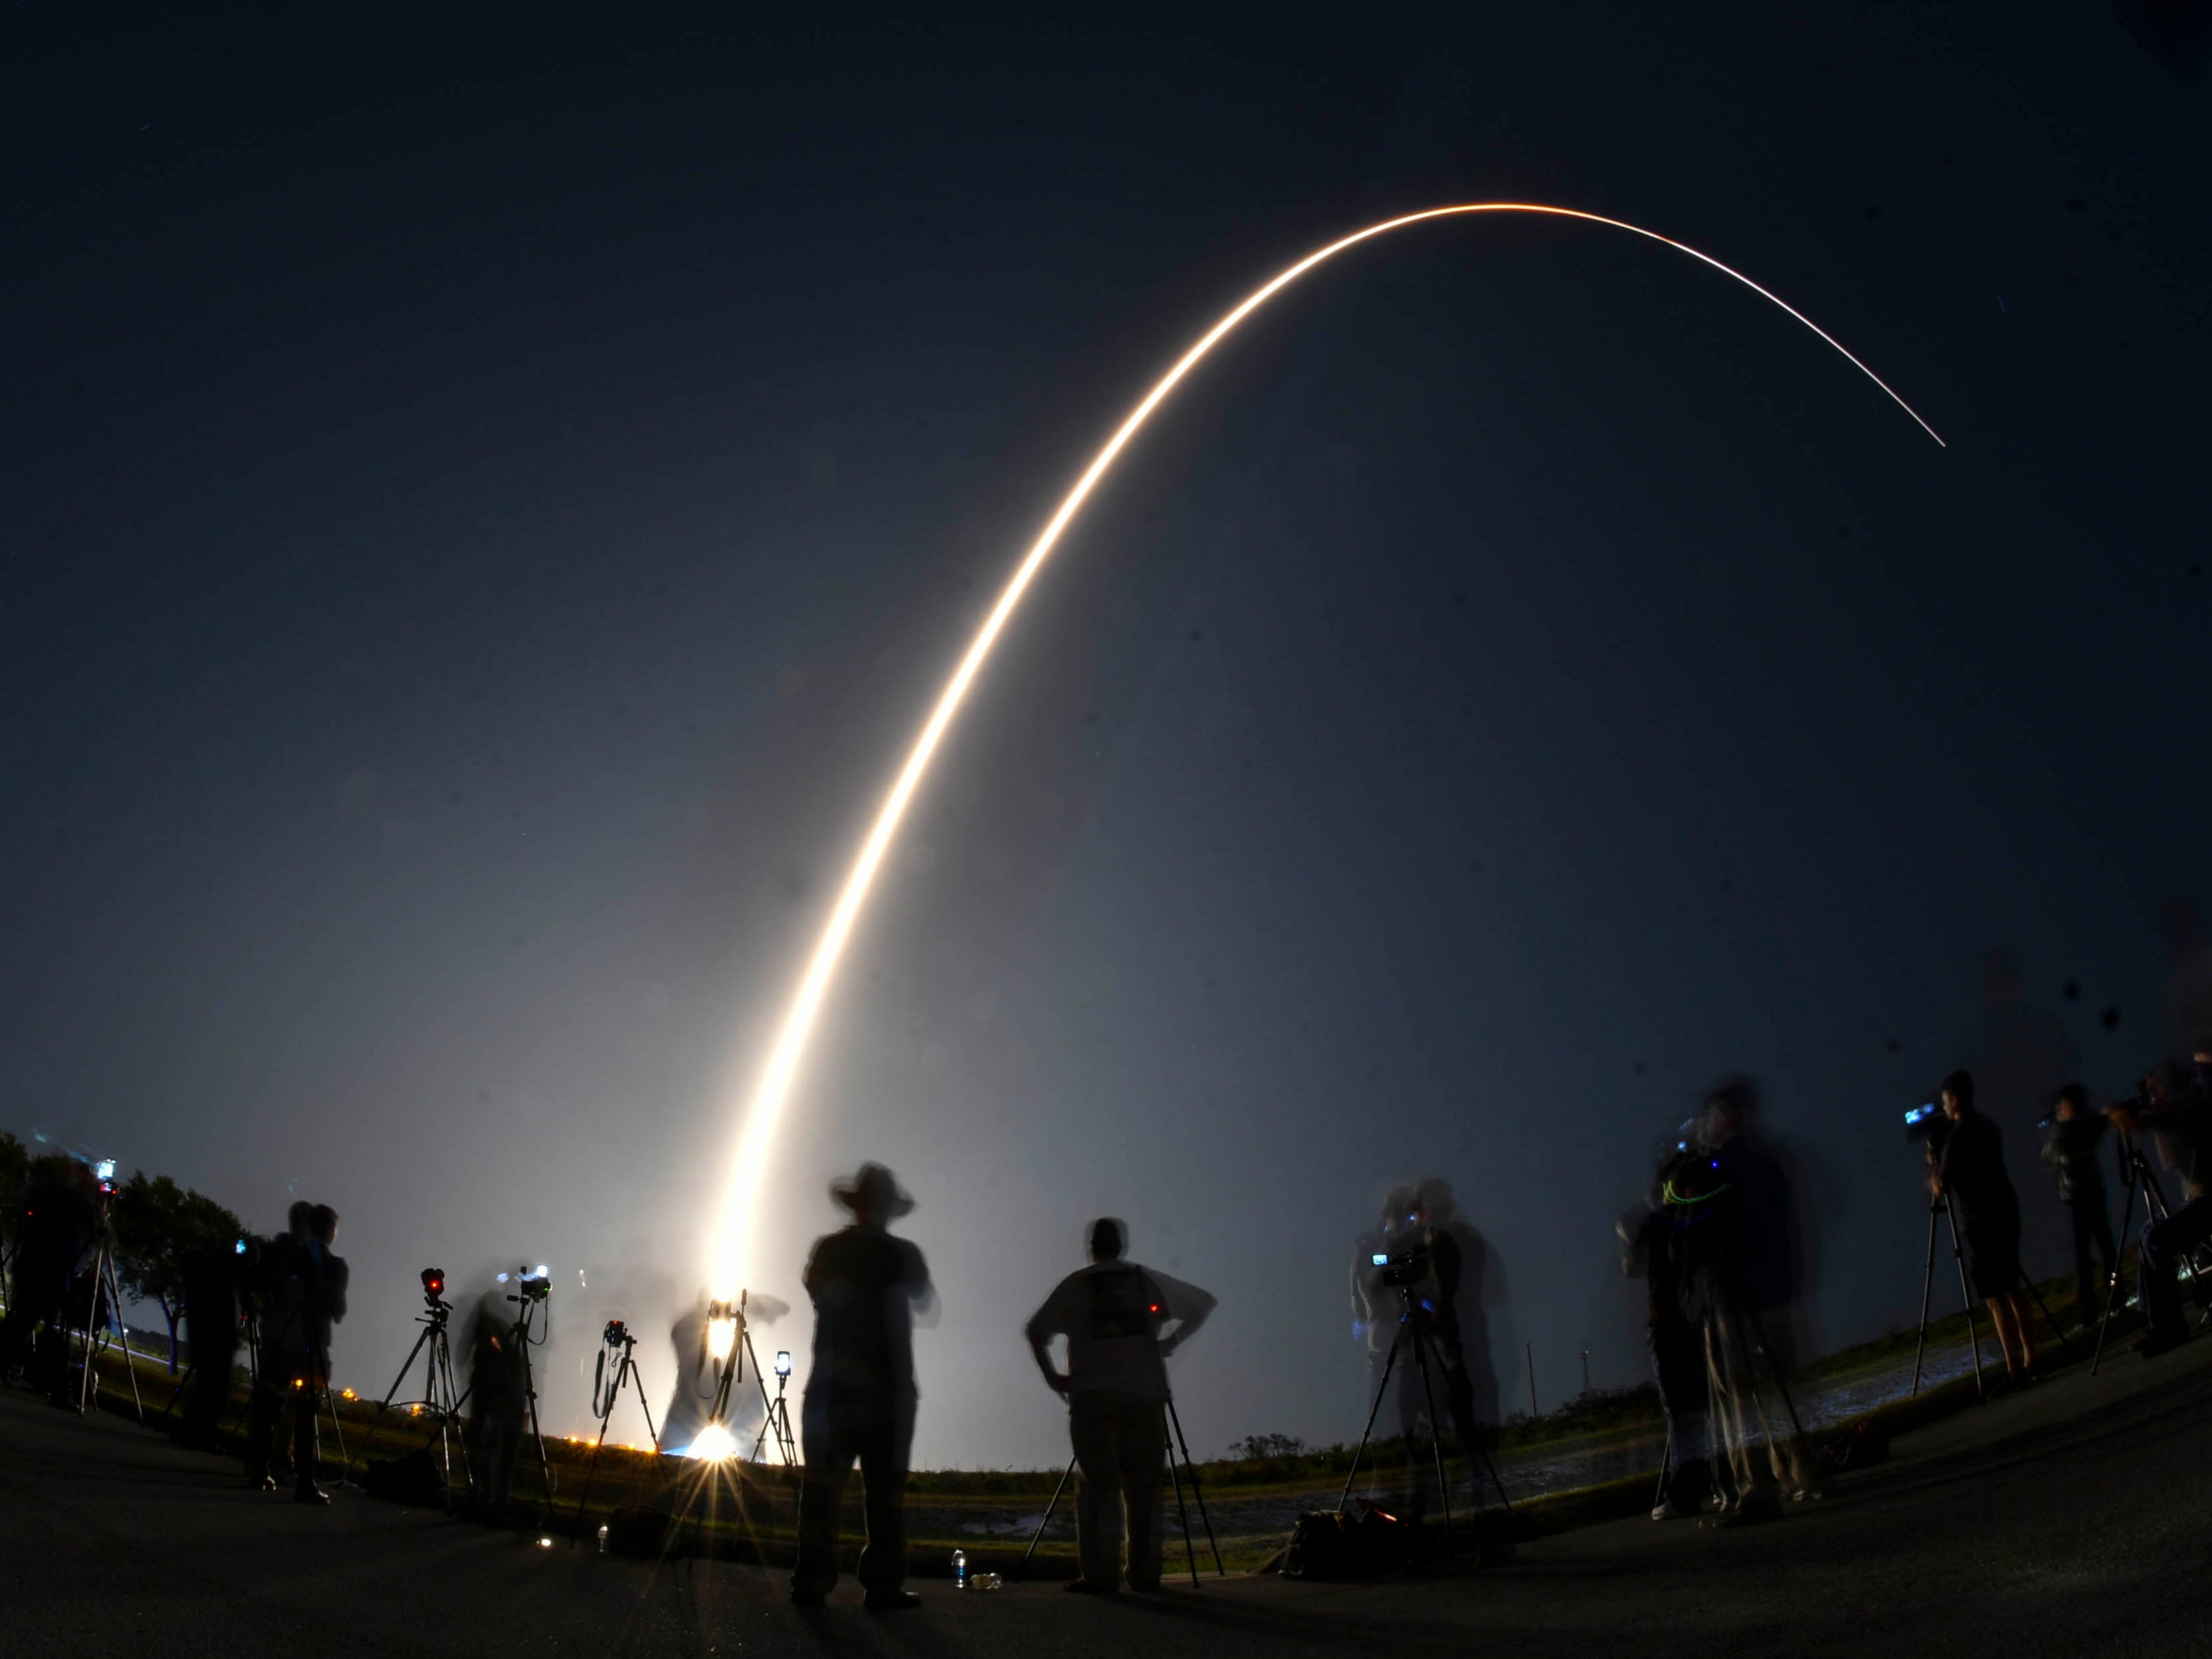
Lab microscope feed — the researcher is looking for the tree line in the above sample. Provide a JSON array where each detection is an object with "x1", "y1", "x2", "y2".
[{"x1": 0, "y1": 1131, "x2": 244, "y2": 1372}]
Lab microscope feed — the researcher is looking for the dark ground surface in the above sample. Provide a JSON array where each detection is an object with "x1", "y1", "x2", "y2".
[{"x1": 6, "y1": 1332, "x2": 2212, "y2": 1658}]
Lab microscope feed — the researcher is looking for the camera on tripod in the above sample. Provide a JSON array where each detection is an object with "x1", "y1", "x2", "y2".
[
  {"x1": 511, "y1": 1264, "x2": 550, "y2": 1304},
  {"x1": 420, "y1": 1267, "x2": 446, "y2": 1304},
  {"x1": 603, "y1": 1319, "x2": 628, "y2": 1347}
]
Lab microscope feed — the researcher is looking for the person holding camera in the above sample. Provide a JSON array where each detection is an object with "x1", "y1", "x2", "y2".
[
  {"x1": 1931, "y1": 1070, "x2": 2035, "y2": 1381},
  {"x1": 2110, "y1": 1058, "x2": 2212, "y2": 1358},
  {"x1": 1026, "y1": 1218, "x2": 1214, "y2": 1596},
  {"x1": 2040, "y1": 1083, "x2": 2116, "y2": 1327},
  {"x1": 791, "y1": 1162, "x2": 934, "y2": 1611}
]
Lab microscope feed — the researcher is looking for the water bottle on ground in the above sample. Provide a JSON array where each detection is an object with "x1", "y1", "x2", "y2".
[{"x1": 952, "y1": 1548, "x2": 967, "y2": 1589}]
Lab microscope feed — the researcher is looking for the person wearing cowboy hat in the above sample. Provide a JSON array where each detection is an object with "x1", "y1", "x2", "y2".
[{"x1": 791, "y1": 1162, "x2": 934, "y2": 1609}]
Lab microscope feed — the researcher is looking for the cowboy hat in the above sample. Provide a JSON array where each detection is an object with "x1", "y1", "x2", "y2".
[{"x1": 830, "y1": 1162, "x2": 914, "y2": 1218}]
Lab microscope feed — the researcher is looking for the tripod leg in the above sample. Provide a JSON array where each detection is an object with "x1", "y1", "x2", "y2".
[
  {"x1": 569, "y1": 1404, "x2": 619, "y2": 1539},
  {"x1": 1911, "y1": 1200, "x2": 1941, "y2": 1399},
  {"x1": 439, "y1": 1335, "x2": 475, "y2": 1496},
  {"x1": 2019, "y1": 1268, "x2": 2071, "y2": 1358},
  {"x1": 344, "y1": 1320, "x2": 436, "y2": 1486},
  {"x1": 77, "y1": 1241, "x2": 106, "y2": 1414},
  {"x1": 1653, "y1": 1423, "x2": 1673, "y2": 1513},
  {"x1": 158, "y1": 1364, "x2": 193, "y2": 1427},
  {"x1": 1338, "y1": 1329, "x2": 1404, "y2": 1513},
  {"x1": 2091, "y1": 1170, "x2": 2140, "y2": 1376},
  {"x1": 105, "y1": 1253, "x2": 145, "y2": 1421},
  {"x1": 1163, "y1": 1409, "x2": 1200, "y2": 1590},
  {"x1": 630, "y1": 1358, "x2": 660, "y2": 1454},
  {"x1": 1942, "y1": 1198, "x2": 1986, "y2": 1403},
  {"x1": 1412, "y1": 1331, "x2": 1454, "y2": 1537},
  {"x1": 1021, "y1": 1454, "x2": 1077, "y2": 1575},
  {"x1": 1163, "y1": 1394, "x2": 1223, "y2": 1577}
]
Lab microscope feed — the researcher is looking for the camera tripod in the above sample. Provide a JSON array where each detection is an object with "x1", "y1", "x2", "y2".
[
  {"x1": 750, "y1": 1356, "x2": 796, "y2": 1466},
  {"x1": 1339, "y1": 1290, "x2": 1514, "y2": 1542},
  {"x1": 506, "y1": 1282, "x2": 557, "y2": 1507},
  {"x1": 1020, "y1": 1388, "x2": 1224, "y2": 1588},
  {"x1": 74, "y1": 1196, "x2": 146, "y2": 1422},
  {"x1": 2090, "y1": 1132, "x2": 2212, "y2": 1374},
  {"x1": 567, "y1": 1321, "x2": 658, "y2": 1539},
  {"x1": 1909, "y1": 1190, "x2": 2072, "y2": 1401},
  {"x1": 345, "y1": 1290, "x2": 473, "y2": 1502}
]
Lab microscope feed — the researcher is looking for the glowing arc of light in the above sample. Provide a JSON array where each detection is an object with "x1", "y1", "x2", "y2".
[{"x1": 707, "y1": 202, "x2": 1943, "y2": 1298}]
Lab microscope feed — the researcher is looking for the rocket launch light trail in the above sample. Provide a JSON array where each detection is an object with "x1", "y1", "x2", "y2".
[{"x1": 706, "y1": 203, "x2": 1943, "y2": 1302}]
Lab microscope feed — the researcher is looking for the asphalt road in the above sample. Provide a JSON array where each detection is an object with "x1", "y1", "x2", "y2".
[{"x1": 6, "y1": 1333, "x2": 2211, "y2": 1658}]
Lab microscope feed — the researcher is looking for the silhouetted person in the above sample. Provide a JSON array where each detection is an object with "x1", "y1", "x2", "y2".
[
  {"x1": 2041, "y1": 1083, "x2": 2116, "y2": 1326},
  {"x1": 1026, "y1": 1217, "x2": 1214, "y2": 1595},
  {"x1": 0, "y1": 1155, "x2": 99, "y2": 1401},
  {"x1": 246, "y1": 1202, "x2": 346, "y2": 1503},
  {"x1": 463, "y1": 1282, "x2": 528, "y2": 1515},
  {"x1": 175, "y1": 1231, "x2": 244, "y2": 1449},
  {"x1": 1690, "y1": 1080, "x2": 1815, "y2": 1515},
  {"x1": 1931, "y1": 1070, "x2": 2035, "y2": 1379},
  {"x1": 791, "y1": 1163, "x2": 932, "y2": 1611},
  {"x1": 2111, "y1": 1059, "x2": 2212, "y2": 1358}
]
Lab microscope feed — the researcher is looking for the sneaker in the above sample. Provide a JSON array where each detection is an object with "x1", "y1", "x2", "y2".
[
  {"x1": 862, "y1": 1590, "x2": 921, "y2": 1612},
  {"x1": 1651, "y1": 1501, "x2": 1698, "y2": 1521},
  {"x1": 292, "y1": 1485, "x2": 330, "y2": 1506}
]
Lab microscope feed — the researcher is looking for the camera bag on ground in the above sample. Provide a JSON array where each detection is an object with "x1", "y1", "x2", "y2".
[
  {"x1": 1280, "y1": 1500, "x2": 1416, "y2": 1580},
  {"x1": 361, "y1": 1448, "x2": 447, "y2": 1507}
]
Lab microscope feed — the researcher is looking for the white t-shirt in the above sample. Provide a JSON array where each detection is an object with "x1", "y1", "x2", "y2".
[{"x1": 1025, "y1": 1261, "x2": 1214, "y2": 1401}]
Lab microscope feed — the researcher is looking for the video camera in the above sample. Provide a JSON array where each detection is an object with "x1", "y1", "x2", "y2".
[
  {"x1": 1370, "y1": 1241, "x2": 1430, "y2": 1291},
  {"x1": 1904, "y1": 1101, "x2": 1950, "y2": 1151},
  {"x1": 603, "y1": 1318, "x2": 629, "y2": 1347},
  {"x1": 514, "y1": 1264, "x2": 550, "y2": 1304},
  {"x1": 420, "y1": 1267, "x2": 446, "y2": 1304}
]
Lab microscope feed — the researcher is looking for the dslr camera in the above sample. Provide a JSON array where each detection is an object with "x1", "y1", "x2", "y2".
[
  {"x1": 514, "y1": 1264, "x2": 551, "y2": 1304},
  {"x1": 603, "y1": 1319, "x2": 629, "y2": 1347}
]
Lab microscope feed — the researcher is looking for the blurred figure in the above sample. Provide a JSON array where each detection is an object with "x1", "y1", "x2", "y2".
[
  {"x1": 0, "y1": 1155, "x2": 99, "y2": 1401},
  {"x1": 463, "y1": 1280, "x2": 528, "y2": 1516},
  {"x1": 1025, "y1": 1217, "x2": 1215, "y2": 1596},
  {"x1": 1931, "y1": 1070, "x2": 2035, "y2": 1379},
  {"x1": 1690, "y1": 1079, "x2": 1815, "y2": 1517},
  {"x1": 1348, "y1": 1188, "x2": 1404, "y2": 1421},
  {"x1": 2111, "y1": 1059, "x2": 2212, "y2": 1358},
  {"x1": 246, "y1": 1202, "x2": 348, "y2": 1503},
  {"x1": 1368, "y1": 1178, "x2": 1496, "y2": 1518},
  {"x1": 1619, "y1": 1126, "x2": 1712, "y2": 1520},
  {"x1": 661, "y1": 1292, "x2": 714, "y2": 1456},
  {"x1": 791, "y1": 1163, "x2": 932, "y2": 1611},
  {"x1": 174, "y1": 1229, "x2": 245, "y2": 1449},
  {"x1": 2040, "y1": 1084, "x2": 2116, "y2": 1327}
]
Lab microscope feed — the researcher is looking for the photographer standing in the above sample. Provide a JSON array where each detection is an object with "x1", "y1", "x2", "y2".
[
  {"x1": 791, "y1": 1163, "x2": 933, "y2": 1611},
  {"x1": 2040, "y1": 1084, "x2": 2116, "y2": 1327},
  {"x1": 246, "y1": 1202, "x2": 347, "y2": 1503},
  {"x1": 1026, "y1": 1219, "x2": 1214, "y2": 1597},
  {"x1": 2110, "y1": 1059, "x2": 2212, "y2": 1358},
  {"x1": 1931, "y1": 1070, "x2": 2036, "y2": 1380}
]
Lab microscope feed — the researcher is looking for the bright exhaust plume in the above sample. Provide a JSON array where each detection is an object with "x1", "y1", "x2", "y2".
[{"x1": 705, "y1": 203, "x2": 1942, "y2": 1302}]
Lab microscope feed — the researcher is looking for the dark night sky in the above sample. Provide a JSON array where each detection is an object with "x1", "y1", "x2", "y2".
[{"x1": 4, "y1": 7, "x2": 2209, "y2": 1464}]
